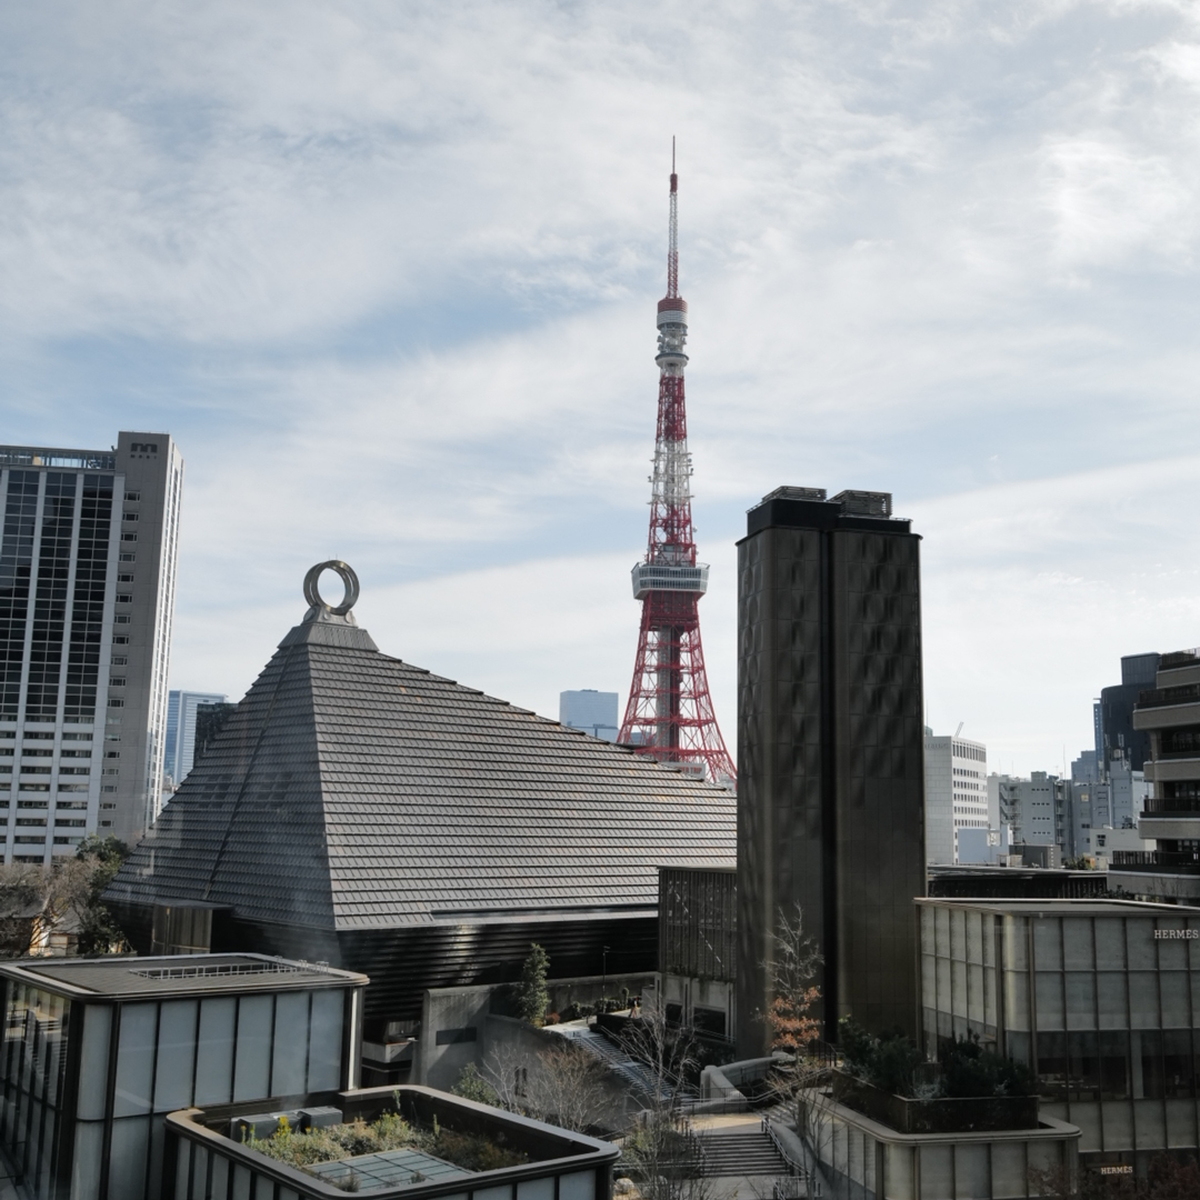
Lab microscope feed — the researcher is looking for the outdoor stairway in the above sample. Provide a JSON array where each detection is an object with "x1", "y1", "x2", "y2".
[{"x1": 693, "y1": 1128, "x2": 794, "y2": 1177}]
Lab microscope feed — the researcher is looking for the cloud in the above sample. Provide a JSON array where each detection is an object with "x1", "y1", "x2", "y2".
[{"x1": 3, "y1": 0, "x2": 1200, "y2": 778}]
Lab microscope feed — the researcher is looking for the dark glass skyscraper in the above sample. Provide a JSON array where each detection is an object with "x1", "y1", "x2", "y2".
[{"x1": 736, "y1": 486, "x2": 925, "y2": 1050}]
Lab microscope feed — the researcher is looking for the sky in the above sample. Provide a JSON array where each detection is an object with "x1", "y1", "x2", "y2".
[{"x1": 3, "y1": 0, "x2": 1200, "y2": 777}]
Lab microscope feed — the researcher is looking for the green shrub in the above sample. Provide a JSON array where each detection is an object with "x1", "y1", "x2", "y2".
[
  {"x1": 941, "y1": 1033, "x2": 1036, "y2": 1098},
  {"x1": 452, "y1": 1062, "x2": 500, "y2": 1107},
  {"x1": 838, "y1": 1018, "x2": 1035, "y2": 1099},
  {"x1": 516, "y1": 944, "x2": 550, "y2": 1025}
]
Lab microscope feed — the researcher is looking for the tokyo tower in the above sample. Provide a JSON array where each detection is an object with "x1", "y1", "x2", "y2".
[{"x1": 618, "y1": 149, "x2": 736, "y2": 787}]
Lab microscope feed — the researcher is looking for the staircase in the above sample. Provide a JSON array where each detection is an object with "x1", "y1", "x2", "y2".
[{"x1": 693, "y1": 1128, "x2": 794, "y2": 1178}]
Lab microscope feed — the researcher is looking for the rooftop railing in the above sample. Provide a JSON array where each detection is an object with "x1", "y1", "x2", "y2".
[{"x1": 0, "y1": 448, "x2": 115, "y2": 470}]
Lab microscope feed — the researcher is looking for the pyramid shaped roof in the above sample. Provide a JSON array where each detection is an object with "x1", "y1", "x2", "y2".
[{"x1": 108, "y1": 592, "x2": 737, "y2": 934}]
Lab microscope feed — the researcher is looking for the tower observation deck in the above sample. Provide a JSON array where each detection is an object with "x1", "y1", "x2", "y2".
[{"x1": 617, "y1": 153, "x2": 736, "y2": 787}]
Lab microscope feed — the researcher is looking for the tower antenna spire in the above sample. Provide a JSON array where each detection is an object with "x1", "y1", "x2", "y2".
[
  {"x1": 667, "y1": 138, "x2": 679, "y2": 299},
  {"x1": 618, "y1": 148, "x2": 735, "y2": 787}
]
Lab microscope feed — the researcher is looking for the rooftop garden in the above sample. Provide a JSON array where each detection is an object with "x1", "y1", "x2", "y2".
[
  {"x1": 242, "y1": 1098, "x2": 528, "y2": 1193},
  {"x1": 832, "y1": 1019, "x2": 1038, "y2": 1134}
]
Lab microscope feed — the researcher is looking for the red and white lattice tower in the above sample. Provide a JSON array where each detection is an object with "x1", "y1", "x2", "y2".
[{"x1": 618, "y1": 151, "x2": 736, "y2": 787}]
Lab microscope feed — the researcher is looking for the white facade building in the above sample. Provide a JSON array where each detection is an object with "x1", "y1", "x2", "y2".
[
  {"x1": 0, "y1": 433, "x2": 182, "y2": 858},
  {"x1": 924, "y1": 731, "x2": 987, "y2": 864}
]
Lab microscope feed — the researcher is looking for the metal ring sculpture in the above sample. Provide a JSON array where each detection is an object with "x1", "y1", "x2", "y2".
[{"x1": 303, "y1": 560, "x2": 360, "y2": 616}]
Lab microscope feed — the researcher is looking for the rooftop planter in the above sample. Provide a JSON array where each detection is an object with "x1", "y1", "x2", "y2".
[{"x1": 831, "y1": 1069, "x2": 1039, "y2": 1135}]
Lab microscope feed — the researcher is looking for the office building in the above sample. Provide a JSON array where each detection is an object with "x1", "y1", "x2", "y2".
[
  {"x1": 1096, "y1": 652, "x2": 1160, "y2": 773},
  {"x1": 0, "y1": 954, "x2": 617, "y2": 1200},
  {"x1": 0, "y1": 952, "x2": 365, "y2": 1200},
  {"x1": 0, "y1": 433, "x2": 182, "y2": 858},
  {"x1": 923, "y1": 731, "x2": 987, "y2": 864},
  {"x1": 559, "y1": 689, "x2": 619, "y2": 742},
  {"x1": 736, "y1": 486, "x2": 925, "y2": 1048},
  {"x1": 105, "y1": 562, "x2": 736, "y2": 1051},
  {"x1": 919, "y1": 897, "x2": 1200, "y2": 1175},
  {"x1": 1111, "y1": 649, "x2": 1200, "y2": 902},
  {"x1": 163, "y1": 689, "x2": 227, "y2": 787},
  {"x1": 994, "y1": 771, "x2": 1078, "y2": 856}
]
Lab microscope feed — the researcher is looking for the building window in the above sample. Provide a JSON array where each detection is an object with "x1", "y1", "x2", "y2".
[
  {"x1": 122, "y1": 512, "x2": 139, "y2": 522},
  {"x1": 112, "y1": 636, "x2": 129, "y2": 644},
  {"x1": 109, "y1": 678, "x2": 126, "y2": 687},
  {"x1": 108, "y1": 699, "x2": 124, "y2": 708},
  {"x1": 434, "y1": 1027, "x2": 478, "y2": 1046},
  {"x1": 118, "y1": 552, "x2": 135, "y2": 562},
  {"x1": 124, "y1": 491, "x2": 140, "y2": 501},
  {"x1": 120, "y1": 533, "x2": 137, "y2": 542},
  {"x1": 113, "y1": 615, "x2": 131, "y2": 625}
]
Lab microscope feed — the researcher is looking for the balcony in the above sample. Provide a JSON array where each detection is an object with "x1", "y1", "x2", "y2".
[
  {"x1": 1141, "y1": 795, "x2": 1200, "y2": 817},
  {"x1": 1137, "y1": 684, "x2": 1200, "y2": 709},
  {"x1": 1111, "y1": 850, "x2": 1200, "y2": 875}
]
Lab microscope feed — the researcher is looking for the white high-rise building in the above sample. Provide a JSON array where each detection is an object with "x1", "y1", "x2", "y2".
[
  {"x1": 924, "y1": 730, "x2": 988, "y2": 863},
  {"x1": 0, "y1": 433, "x2": 183, "y2": 858}
]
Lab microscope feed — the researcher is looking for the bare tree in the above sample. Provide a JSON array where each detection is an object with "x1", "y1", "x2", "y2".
[
  {"x1": 530, "y1": 1040, "x2": 617, "y2": 1133},
  {"x1": 758, "y1": 905, "x2": 835, "y2": 1198},
  {"x1": 481, "y1": 1037, "x2": 618, "y2": 1134},
  {"x1": 617, "y1": 995, "x2": 711, "y2": 1200},
  {"x1": 760, "y1": 906, "x2": 825, "y2": 1124}
]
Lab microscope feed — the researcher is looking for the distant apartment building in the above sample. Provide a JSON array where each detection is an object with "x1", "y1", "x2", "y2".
[
  {"x1": 1111, "y1": 649, "x2": 1200, "y2": 901},
  {"x1": 924, "y1": 730, "x2": 987, "y2": 864},
  {"x1": 0, "y1": 433, "x2": 182, "y2": 858},
  {"x1": 559, "y1": 689, "x2": 619, "y2": 741},
  {"x1": 993, "y1": 771, "x2": 1079, "y2": 857},
  {"x1": 163, "y1": 689, "x2": 227, "y2": 787}
]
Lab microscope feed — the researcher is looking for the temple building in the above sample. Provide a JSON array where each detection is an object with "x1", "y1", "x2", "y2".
[{"x1": 105, "y1": 561, "x2": 736, "y2": 1061}]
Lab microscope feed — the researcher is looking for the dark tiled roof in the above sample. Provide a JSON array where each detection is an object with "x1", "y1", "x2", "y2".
[
  {"x1": 107, "y1": 617, "x2": 737, "y2": 933},
  {"x1": 0, "y1": 953, "x2": 363, "y2": 998}
]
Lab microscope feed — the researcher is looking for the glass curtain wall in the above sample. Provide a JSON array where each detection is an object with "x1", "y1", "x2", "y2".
[
  {"x1": 0, "y1": 981, "x2": 72, "y2": 1199},
  {"x1": 0, "y1": 983, "x2": 348, "y2": 1200},
  {"x1": 921, "y1": 905, "x2": 1200, "y2": 1159}
]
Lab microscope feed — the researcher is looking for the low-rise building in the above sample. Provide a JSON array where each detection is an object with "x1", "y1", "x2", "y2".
[
  {"x1": 657, "y1": 862, "x2": 736, "y2": 1041},
  {"x1": 0, "y1": 953, "x2": 366, "y2": 1200},
  {"x1": 918, "y1": 897, "x2": 1200, "y2": 1175}
]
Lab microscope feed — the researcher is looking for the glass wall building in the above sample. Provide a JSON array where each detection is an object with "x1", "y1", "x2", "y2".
[
  {"x1": 163, "y1": 690, "x2": 228, "y2": 788},
  {"x1": 0, "y1": 434, "x2": 183, "y2": 857},
  {"x1": 919, "y1": 897, "x2": 1200, "y2": 1174},
  {"x1": 559, "y1": 691, "x2": 619, "y2": 742},
  {"x1": 0, "y1": 953, "x2": 366, "y2": 1200}
]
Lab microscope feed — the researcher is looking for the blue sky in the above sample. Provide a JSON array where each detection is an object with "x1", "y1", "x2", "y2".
[{"x1": 3, "y1": 1, "x2": 1200, "y2": 775}]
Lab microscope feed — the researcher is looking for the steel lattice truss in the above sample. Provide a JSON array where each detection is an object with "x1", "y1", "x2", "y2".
[{"x1": 618, "y1": 155, "x2": 736, "y2": 788}]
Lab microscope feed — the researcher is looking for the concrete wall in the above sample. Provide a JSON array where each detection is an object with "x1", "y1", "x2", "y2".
[
  {"x1": 805, "y1": 1090, "x2": 1080, "y2": 1200},
  {"x1": 417, "y1": 973, "x2": 653, "y2": 1093}
]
